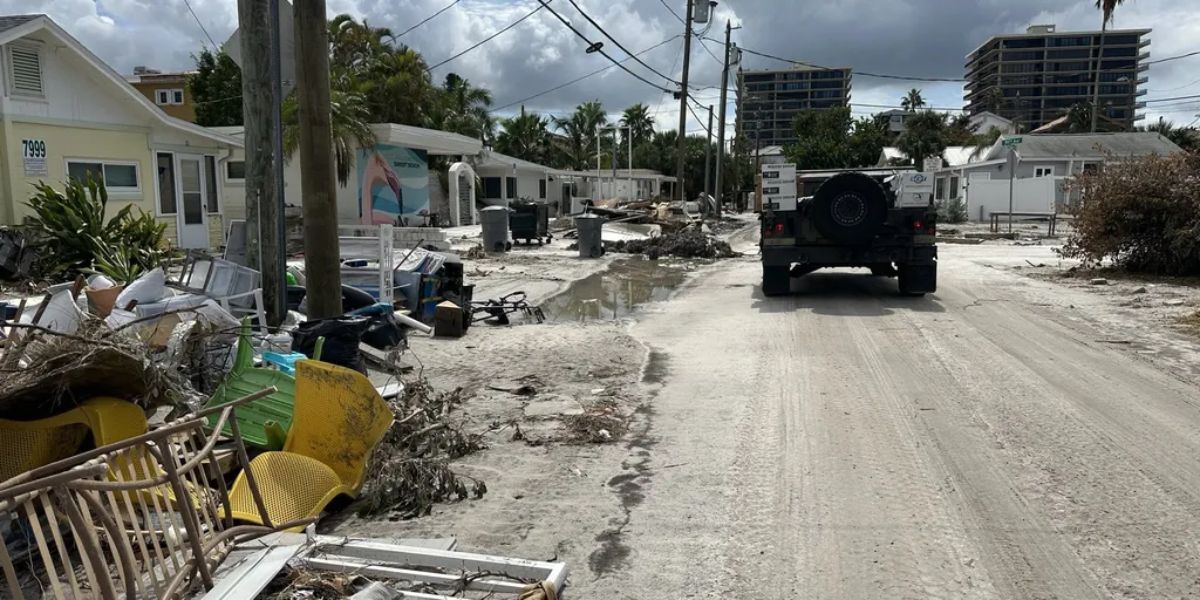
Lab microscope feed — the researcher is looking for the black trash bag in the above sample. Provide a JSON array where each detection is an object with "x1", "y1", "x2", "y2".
[
  {"x1": 291, "y1": 316, "x2": 371, "y2": 373},
  {"x1": 361, "y1": 311, "x2": 407, "y2": 351}
]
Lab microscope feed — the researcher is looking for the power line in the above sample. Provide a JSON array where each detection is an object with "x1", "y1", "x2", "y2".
[
  {"x1": 492, "y1": 35, "x2": 681, "y2": 111},
  {"x1": 397, "y1": 0, "x2": 463, "y2": 38},
  {"x1": 1145, "y1": 49, "x2": 1200, "y2": 66},
  {"x1": 1144, "y1": 93, "x2": 1200, "y2": 104},
  {"x1": 182, "y1": 0, "x2": 217, "y2": 49},
  {"x1": 652, "y1": 37, "x2": 686, "y2": 121},
  {"x1": 562, "y1": 0, "x2": 678, "y2": 85},
  {"x1": 427, "y1": 2, "x2": 546, "y2": 72},
  {"x1": 536, "y1": 0, "x2": 673, "y2": 93},
  {"x1": 717, "y1": 39, "x2": 968, "y2": 83}
]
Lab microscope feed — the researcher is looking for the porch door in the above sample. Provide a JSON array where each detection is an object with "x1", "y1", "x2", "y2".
[{"x1": 176, "y1": 155, "x2": 209, "y2": 249}]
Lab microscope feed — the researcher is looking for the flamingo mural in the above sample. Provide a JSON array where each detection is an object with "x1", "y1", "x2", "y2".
[{"x1": 357, "y1": 145, "x2": 430, "y2": 225}]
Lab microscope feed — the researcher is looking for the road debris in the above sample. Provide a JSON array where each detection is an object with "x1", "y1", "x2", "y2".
[
  {"x1": 356, "y1": 378, "x2": 487, "y2": 519},
  {"x1": 611, "y1": 228, "x2": 736, "y2": 260}
]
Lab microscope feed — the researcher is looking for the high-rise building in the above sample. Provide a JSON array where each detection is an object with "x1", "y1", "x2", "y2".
[
  {"x1": 965, "y1": 24, "x2": 1150, "y2": 132},
  {"x1": 736, "y1": 65, "x2": 853, "y2": 148}
]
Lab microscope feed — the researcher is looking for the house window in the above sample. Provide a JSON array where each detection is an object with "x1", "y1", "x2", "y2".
[
  {"x1": 481, "y1": 177, "x2": 502, "y2": 199},
  {"x1": 950, "y1": 176, "x2": 961, "y2": 199},
  {"x1": 539, "y1": 179, "x2": 547, "y2": 199},
  {"x1": 1034, "y1": 166, "x2": 1055, "y2": 178},
  {"x1": 157, "y1": 152, "x2": 177, "y2": 214},
  {"x1": 935, "y1": 178, "x2": 947, "y2": 200},
  {"x1": 66, "y1": 160, "x2": 140, "y2": 193},
  {"x1": 155, "y1": 88, "x2": 184, "y2": 105},
  {"x1": 506, "y1": 177, "x2": 517, "y2": 200},
  {"x1": 7, "y1": 44, "x2": 44, "y2": 97},
  {"x1": 226, "y1": 160, "x2": 246, "y2": 181},
  {"x1": 205, "y1": 156, "x2": 219, "y2": 213}
]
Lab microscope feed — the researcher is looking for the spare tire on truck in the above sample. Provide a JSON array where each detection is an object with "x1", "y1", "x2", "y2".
[{"x1": 810, "y1": 172, "x2": 889, "y2": 245}]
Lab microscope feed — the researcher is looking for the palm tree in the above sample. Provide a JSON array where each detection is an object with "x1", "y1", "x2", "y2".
[
  {"x1": 1138, "y1": 117, "x2": 1199, "y2": 153},
  {"x1": 435, "y1": 73, "x2": 494, "y2": 142},
  {"x1": 496, "y1": 109, "x2": 552, "y2": 165},
  {"x1": 553, "y1": 100, "x2": 608, "y2": 170},
  {"x1": 1092, "y1": 0, "x2": 1130, "y2": 132},
  {"x1": 282, "y1": 84, "x2": 377, "y2": 186},
  {"x1": 621, "y1": 103, "x2": 655, "y2": 146},
  {"x1": 901, "y1": 88, "x2": 926, "y2": 111}
]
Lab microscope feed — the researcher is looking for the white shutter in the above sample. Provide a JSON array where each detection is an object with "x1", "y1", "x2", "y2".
[{"x1": 9, "y1": 45, "x2": 43, "y2": 96}]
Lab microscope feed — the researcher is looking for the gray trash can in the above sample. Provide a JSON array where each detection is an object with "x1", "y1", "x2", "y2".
[
  {"x1": 480, "y1": 206, "x2": 511, "y2": 253},
  {"x1": 576, "y1": 213, "x2": 605, "y2": 258}
]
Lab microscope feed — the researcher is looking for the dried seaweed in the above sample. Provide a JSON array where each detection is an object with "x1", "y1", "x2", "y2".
[{"x1": 357, "y1": 378, "x2": 487, "y2": 519}]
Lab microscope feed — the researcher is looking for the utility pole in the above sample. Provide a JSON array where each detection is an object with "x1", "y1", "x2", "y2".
[
  {"x1": 674, "y1": 0, "x2": 695, "y2": 202},
  {"x1": 713, "y1": 20, "x2": 737, "y2": 217},
  {"x1": 236, "y1": 0, "x2": 285, "y2": 326},
  {"x1": 294, "y1": 0, "x2": 342, "y2": 318},
  {"x1": 703, "y1": 104, "x2": 713, "y2": 197}
]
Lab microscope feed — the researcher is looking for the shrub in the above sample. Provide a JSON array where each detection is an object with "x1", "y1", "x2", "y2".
[
  {"x1": 937, "y1": 197, "x2": 967, "y2": 224},
  {"x1": 25, "y1": 176, "x2": 168, "y2": 281},
  {"x1": 1060, "y1": 153, "x2": 1200, "y2": 275}
]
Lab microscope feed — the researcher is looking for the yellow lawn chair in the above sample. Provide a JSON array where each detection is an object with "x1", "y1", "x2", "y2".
[
  {"x1": 226, "y1": 360, "x2": 393, "y2": 530},
  {"x1": 0, "y1": 397, "x2": 146, "y2": 482}
]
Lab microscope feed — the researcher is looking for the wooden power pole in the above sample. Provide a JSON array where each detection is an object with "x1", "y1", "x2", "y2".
[
  {"x1": 236, "y1": 0, "x2": 285, "y2": 325},
  {"x1": 713, "y1": 19, "x2": 735, "y2": 217},
  {"x1": 294, "y1": 0, "x2": 342, "y2": 318},
  {"x1": 674, "y1": 0, "x2": 694, "y2": 202}
]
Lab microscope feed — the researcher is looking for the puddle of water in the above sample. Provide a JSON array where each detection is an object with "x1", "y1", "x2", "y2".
[{"x1": 540, "y1": 258, "x2": 695, "y2": 321}]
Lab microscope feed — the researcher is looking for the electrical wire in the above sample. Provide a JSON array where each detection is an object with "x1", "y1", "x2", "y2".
[
  {"x1": 713, "y1": 39, "x2": 968, "y2": 83},
  {"x1": 562, "y1": 0, "x2": 678, "y2": 85},
  {"x1": 1144, "y1": 49, "x2": 1200, "y2": 66},
  {"x1": 492, "y1": 35, "x2": 681, "y2": 111},
  {"x1": 396, "y1": 0, "x2": 463, "y2": 38},
  {"x1": 182, "y1": 0, "x2": 218, "y2": 49},
  {"x1": 535, "y1": 0, "x2": 673, "y2": 93},
  {"x1": 426, "y1": 2, "x2": 546, "y2": 72},
  {"x1": 652, "y1": 37, "x2": 686, "y2": 120}
]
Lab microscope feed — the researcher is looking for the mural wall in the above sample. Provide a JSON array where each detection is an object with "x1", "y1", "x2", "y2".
[{"x1": 356, "y1": 144, "x2": 430, "y2": 225}]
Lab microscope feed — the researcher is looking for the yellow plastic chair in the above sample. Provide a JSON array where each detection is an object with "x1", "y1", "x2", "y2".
[
  {"x1": 0, "y1": 397, "x2": 146, "y2": 482},
  {"x1": 227, "y1": 360, "x2": 393, "y2": 530}
]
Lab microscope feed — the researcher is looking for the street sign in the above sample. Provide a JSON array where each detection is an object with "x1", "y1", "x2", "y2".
[
  {"x1": 1002, "y1": 136, "x2": 1024, "y2": 147},
  {"x1": 761, "y1": 163, "x2": 798, "y2": 211},
  {"x1": 223, "y1": 0, "x2": 296, "y2": 96}
]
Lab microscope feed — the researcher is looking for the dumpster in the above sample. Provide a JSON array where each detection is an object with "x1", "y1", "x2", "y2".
[{"x1": 510, "y1": 201, "x2": 551, "y2": 245}]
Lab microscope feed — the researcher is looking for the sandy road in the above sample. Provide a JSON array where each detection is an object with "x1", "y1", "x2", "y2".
[{"x1": 580, "y1": 245, "x2": 1200, "y2": 598}]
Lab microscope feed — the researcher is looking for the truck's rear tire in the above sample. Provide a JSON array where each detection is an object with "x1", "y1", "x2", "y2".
[
  {"x1": 762, "y1": 265, "x2": 790, "y2": 296},
  {"x1": 897, "y1": 263, "x2": 937, "y2": 296}
]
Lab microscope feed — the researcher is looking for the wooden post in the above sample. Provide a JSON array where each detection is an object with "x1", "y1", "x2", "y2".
[
  {"x1": 294, "y1": 0, "x2": 342, "y2": 318},
  {"x1": 236, "y1": 0, "x2": 285, "y2": 326},
  {"x1": 674, "y1": 0, "x2": 694, "y2": 202}
]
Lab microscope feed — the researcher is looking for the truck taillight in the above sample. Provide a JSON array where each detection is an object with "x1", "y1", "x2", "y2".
[
  {"x1": 774, "y1": 223, "x2": 785, "y2": 235},
  {"x1": 913, "y1": 219, "x2": 924, "y2": 231},
  {"x1": 764, "y1": 222, "x2": 785, "y2": 237}
]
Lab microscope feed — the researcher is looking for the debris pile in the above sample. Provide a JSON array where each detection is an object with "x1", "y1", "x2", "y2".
[
  {"x1": 611, "y1": 228, "x2": 737, "y2": 260},
  {"x1": 357, "y1": 378, "x2": 487, "y2": 519}
]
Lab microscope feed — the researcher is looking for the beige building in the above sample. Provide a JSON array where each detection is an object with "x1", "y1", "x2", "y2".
[{"x1": 126, "y1": 67, "x2": 197, "y2": 122}]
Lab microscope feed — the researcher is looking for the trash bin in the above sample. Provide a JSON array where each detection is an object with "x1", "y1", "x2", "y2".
[
  {"x1": 510, "y1": 201, "x2": 551, "y2": 245},
  {"x1": 576, "y1": 213, "x2": 605, "y2": 258},
  {"x1": 480, "y1": 206, "x2": 511, "y2": 253}
]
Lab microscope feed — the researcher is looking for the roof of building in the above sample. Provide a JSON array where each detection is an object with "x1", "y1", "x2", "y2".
[
  {"x1": 969, "y1": 111, "x2": 1013, "y2": 125},
  {"x1": 555, "y1": 169, "x2": 677, "y2": 182},
  {"x1": 0, "y1": 14, "x2": 239, "y2": 148},
  {"x1": 208, "y1": 123, "x2": 483, "y2": 156},
  {"x1": 984, "y1": 132, "x2": 1181, "y2": 161},
  {"x1": 740, "y1": 65, "x2": 853, "y2": 75},
  {"x1": 758, "y1": 145, "x2": 786, "y2": 157},
  {"x1": 0, "y1": 14, "x2": 38, "y2": 34},
  {"x1": 967, "y1": 26, "x2": 1151, "y2": 59}
]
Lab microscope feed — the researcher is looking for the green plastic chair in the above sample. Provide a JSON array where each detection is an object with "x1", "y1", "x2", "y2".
[{"x1": 204, "y1": 319, "x2": 297, "y2": 450}]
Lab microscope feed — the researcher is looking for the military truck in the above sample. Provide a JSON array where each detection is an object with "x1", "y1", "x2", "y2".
[{"x1": 760, "y1": 170, "x2": 938, "y2": 296}]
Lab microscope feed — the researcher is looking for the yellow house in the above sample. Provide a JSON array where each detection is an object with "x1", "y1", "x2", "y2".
[{"x1": 0, "y1": 14, "x2": 241, "y2": 250}]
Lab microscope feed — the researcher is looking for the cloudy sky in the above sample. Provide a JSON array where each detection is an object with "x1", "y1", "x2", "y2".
[{"x1": 8, "y1": 0, "x2": 1200, "y2": 137}]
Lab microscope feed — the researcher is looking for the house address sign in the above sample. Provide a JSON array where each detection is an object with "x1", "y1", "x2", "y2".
[{"x1": 21, "y1": 139, "x2": 48, "y2": 177}]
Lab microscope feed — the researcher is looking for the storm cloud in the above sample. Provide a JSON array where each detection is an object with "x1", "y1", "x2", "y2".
[{"x1": 7, "y1": 0, "x2": 1198, "y2": 134}]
